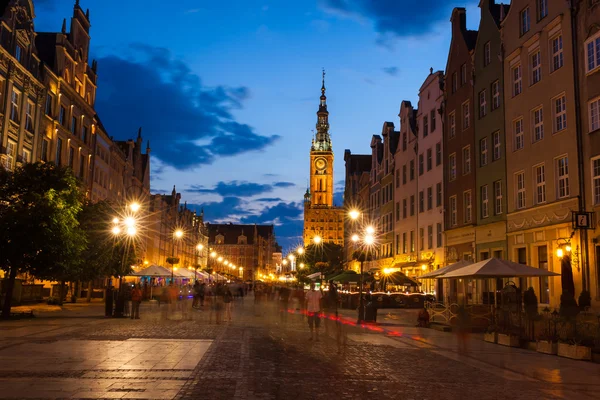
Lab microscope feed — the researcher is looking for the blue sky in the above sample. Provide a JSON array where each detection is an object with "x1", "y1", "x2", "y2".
[{"x1": 34, "y1": 0, "x2": 480, "y2": 251}]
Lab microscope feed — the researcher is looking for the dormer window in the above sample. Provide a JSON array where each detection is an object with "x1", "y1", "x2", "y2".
[
  {"x1": 216, "y1": 234, "x2": 224, "y2": 245},
  {"x1": 15, "y1": 44, "x2": 23, "y2": 63},
  {"x1": 238, "y1": 235, "x2": 247, "y2": 245}
]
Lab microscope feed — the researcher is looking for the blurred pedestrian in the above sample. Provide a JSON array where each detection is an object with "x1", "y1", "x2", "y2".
[
  {"x1": 192, "y1": 281, "x2": 201, "y2": 308},
  {"x1": 131, "y1": 284, "x2": 142, "y2": 320},
  {"x1": 305, "y1": 282, "x2": 323, "y2": 341},
  {"x1": 223, "y1": 285, "x2": 233, "y2": 322},
  {"x1": 456, "y1": 305, "x2": 471, "y2": 355},
  {"x1": 323, "y1": 281, "x2": 344, "y2": 352},
  {"x1": 279, "y1": 285, "x2": 291, "y2": 324}
]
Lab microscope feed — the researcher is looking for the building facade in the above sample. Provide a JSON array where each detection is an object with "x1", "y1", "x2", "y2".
[
  {"x1": 303, "y1": 73, "x2": 344, "y2": 247},
  {"x1": 474, "y1": 0, "x2": 510, "y2": 263},
  {"x1": 0, "y1": 0, "x2": 45, "y2": 172},
  {"x1": 444, "y1": 8, "x2": 478, "y2": 265},
  {"x1": 503, "y1": 0, "x2": 580, "y2": 306}
]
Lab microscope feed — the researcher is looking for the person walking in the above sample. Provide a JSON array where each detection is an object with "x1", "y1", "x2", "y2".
[
  {"x1": 305, "y1": 282, "x2": 323, "y2": 341},
  {"x1": 130, "y1": 284, "x2": 142, "y2": 320},
  {"x1": 278, "y1": 285, "x2": 291, "y2": 324},
  {"x1": 192, "y1": 281, "x2": 201, "y2": 308},
  {"x1": 223, "y1": 285, "x2": 233, "y2": 322}
]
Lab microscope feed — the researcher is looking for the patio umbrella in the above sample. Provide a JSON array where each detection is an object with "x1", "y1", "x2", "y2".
[
  {"x1": 441, "y1": 257, "x2": 560, "y2": 279},
  {"x1": 418, "y1": 259, "x2": 474, "y2": 279},
  {"x1": 130, "y1": 264, "x2": 172, "y2": 277},
  {"x1": 380, "y1": 271, "x2": 421, "y2": 287},
  {"x1": 330, "y1": 270, "x2": 372, "y2": 283}
]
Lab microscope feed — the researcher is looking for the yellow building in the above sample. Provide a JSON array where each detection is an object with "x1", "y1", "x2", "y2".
[{"x1": 303, "y1": 72, "x2": 344, "y2": 247}]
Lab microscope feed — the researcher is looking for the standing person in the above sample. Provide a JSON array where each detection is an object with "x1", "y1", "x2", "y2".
[
  {"x1": 305, "y1": 282, "x2": 323, "y2": 341},
  {"x1": 131, "y1": 284, "x2": 142, "y2": 320},
  {"x1": 456, "y1": 305, "x2": 471, "y2": 355},
  {"x1": 168, "y1": 283, "x2": 178, "y2": 320},
  {"x1": 223, "y1": 285, "x2": 233, "y2": 322},
  {"x1": 279, "y1": 286, "x2": 291, "y2": 324},
  {"x1": 199, "y1": 282, "x2": 206, "y2": 307},
  {"x1": 192, "y1": 281, "x2": 201, "y2": 308}
]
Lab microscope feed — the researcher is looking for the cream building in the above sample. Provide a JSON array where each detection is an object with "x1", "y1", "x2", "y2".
[{"x1": 503, "y1": 0, "x2": 580, "y2": 306}]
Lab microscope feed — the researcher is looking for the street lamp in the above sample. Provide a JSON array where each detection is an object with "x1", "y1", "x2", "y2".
[
  {"x1": 352, "y1": 224, "x2": 377, "y2": 324},
  {"x1": 349, "y1": 209, "x2": 360, "y2": 221},
  {"x1": 130, "y1": 202, "x2": 141, "y2": 213},
  {"x1": 170, "y1": 229, "x2": 184, "y2": 282},
  {"x1": 313, "y1": 235, "x2": 322, "y2": 245},
  {"x1": 110, "y1": 213, "x2": 138, "y2": 318}
]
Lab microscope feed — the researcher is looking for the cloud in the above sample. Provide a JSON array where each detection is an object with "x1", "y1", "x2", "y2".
[
  {"x1": 273, "y1": 181, "x2": 295, "y2": 188},
  {"x1": 95, "y1": 44, "x2": 279, "y2": 170},
  {"x1": 189, "y1": 197, "x2": 250, "y2": 222},
  {"x1": 382, "y1": 66, "x2": 399, "y2": 76},
  {"x1": 256, "y1": 197, "x2": 284, "y2": 202},
  {"x1": 319, "y1": 0, "x2": 463, "y2": 38}
]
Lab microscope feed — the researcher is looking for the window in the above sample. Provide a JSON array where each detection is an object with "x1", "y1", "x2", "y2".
[
  {"x1": 516, "y1": 171, "x2": 526, "y2": 209},
  {"x1": 449, "y1": 112, "x2": 456, "y2": 138},
  {"x1": 492, "y1": 80, "x2": 500, "y2": 110},
  {"x1": 418, "y1": 153, "x2": 424, "y2": 176},
  {"x1": 462, "y1": 101, "x2": 470, "y2": 130},
  {"x1": 494, "y1": 180, "x2": 503, "y2": 215},
  {"x1": 538, "y1": 245, "x2": 549, "y2": 304},
  {"x1": 402, "y1": 233, "x2": 407, "y2": 253},
  {"x1": 403, "y1": 198, "x2": 407, "y2": 219},
  {"x1": 589, "y1": 98, "x2": 600, "y2": 132},
  {"x1": 479, "y1": 90, "x2": 487, "y2": 118},
  {"x1": 56, "y1": 137, "x2": 63, "y2": 165},
  {"x1": 436, "y1": 223, "x2": 442, "y2": 247},
  {"x1": 449, "y1": 153, "x2": 456, "y2": 181},
  {"x1": 71, "y1": 116, "x2": 77, "y2": 134},
  {"x1": 402, "y1": 164, "x2": 407, "y2": 184},
  {"x1": 551, "y1": 35, "x2": 564, "y2": 72},
  {"x1": 4, "y1": 140, "x2": 16, "y2": 170},
  {"x1": 462, "y1": 146, "x2": 471, "y2": 174},
  {"x1": 79, "y1": 154, "x2": 85, "y2": 177},
  {"x1": 15, "y1": 44, "x2": 23, "y2": 62},
  {"x1": 514, "y1": 118, "x2": 524, "y2": 150},
  {"x1": 22, "y1": 148, "x2": 31, "y2": 164},
  {"x1": 484, "y1": 41, "x2": 491, "y2": 66},
  {"x1": 25, "y1": 100, "x2": 34, "y2": 132},
  {"x1": 41, "y1": 139, "x2": 49, "y2": 162},
  {"x1": 493, "y1": 131, "x2": 501, "y2": 161},
  {"x1": 396, "y1": 168, "x2": 400, "y2": 188},
  {"x1": 410, "y1": 195, "x2": 415, "y2": 216},
  {"x1": 427, "y1": 225, "x2": 433, "y2": 249},
  {"x1": 480, "y1": 138, "x2": 488, "y2": 167},
  {"x1": 419, "y1": 191, "x2": 424, "y2": 213},
  {"x1": 585, "y1": 33, "x2": 600, "y2": 73},
  {"x1": 531, "y1": 50, "x2": 541, "y2": 85},
  {"x1": 554, "y1": 95, "x2": 567, "y2": 132},
  {"x1": 532, "y1": 107, "x2": 544, "y2": 142},
  {"x1": 481, "y1": 185, "x2": 489, "y2": 218},
  {"x1": 410, "y1": 231, "x2": 415, "y2": 252},
  {"x1": 435, "y1": 142, "x2": 441, "y2": 166},
  {"x1": 520, "y1": 7, "x2": 530, "y2": 36},
  {"x1": 463, "y1": 191, "x2": 472, "y2": 223},
  {"x1": 436, "y1": 182, "x2": 442, "y2": 207},
  {"x1": 449, "y1": 196, "x2": 457, "y2": 227},
  {"x1": 427, "y1": 186, "x2": 433, "y2": 210},
  {"x1": 410, "y1": 160, "x2": 415, "y2": 181},
  {"x1": 68, "y1": 147, "x2": 75, "y2": 168},
  {"x1": 592, "y1": 157, "x2": 600, "y2": 205},
  {"x1": 512, "y1": 65, "x2": 522, "y2": 96},
  {"x1": 452, "y1": 72, "x2": 458, "y2": 93},
  {"x1": 461, "y1": 63, "x2": 467, "y2": 86},
  {"x1": 83, "y1": 125, "x2": 88, "y2": 143},
  {"x1": 535, "y1": 164, "x2": 546, "y2": 204},
  {"x1": 419, "y1": 228, "x2": 424, "y2": 250},
  {"x1": 426, "y1": 148, "x2": 432, "y2": 171},
  {"x1": 537, "y1": 0, "x2": 548, "y2": 20},
  {"x1": 430, "y1": 109, "x2": 436, "y2": 131},
  {"x1": 10, "y1": 89, "x2": 20, "y2": 122},
  {"x1": 45, "y1": 94, "x2": 52, "y2": 116},
  {"x1": 423, "y1": 115, "x2": 429, "y2": 137},
  {"x1": 557, "y1": 156, "x2": 569, "y2": 198},
  {"x1": 59, "y1": 105, "x2": 66, "y2": 125}
]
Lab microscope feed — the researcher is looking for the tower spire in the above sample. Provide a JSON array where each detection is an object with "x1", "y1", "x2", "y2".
[{"x1": 314, "y1": 69, "x2": 331, "y2": 151}]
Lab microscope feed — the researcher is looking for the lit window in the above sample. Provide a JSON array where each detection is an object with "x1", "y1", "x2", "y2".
[
  {"x1": 557, "y1": 156, "x2": 569, "y2": 199},
  {"x1": 531, "y1": 50, "x2": 541, "y2": 85},
  {"x1": 516, "y1": 172, "x2": 526, "y2": 209},
  {"x1": 554, "y1": 95, "x2": 567, "y2": 132},
  {"x1": 535, "y1": 164, "x2": 546, "y2": 204},
  {"x1": 551, "y1": 35, "x2": 564, "y2": 72},
  {"x1": 480, "y1": 138, "x2": 488, "y2": 166},
  {"x1": 512, "y1": 64, "x2": 522, "y2": 97},
  {"x1": 514, "y1": 118, "x2": 524, "y2": 150},
  {"x1": 481, "y1": 185, "x2": 489, "y2": 218},
  {"x1": 22, "y1": 148, "x2": 31, "y2": 164},
  {"x1": 4, "y1": 140, "x2": 16, "y2": 170},
  {"x1": 532, "y1": 107, "x2": 544, "y2": 142}
]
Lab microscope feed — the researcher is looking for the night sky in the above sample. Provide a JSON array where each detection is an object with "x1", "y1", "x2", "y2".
[{"x1": 33, "y1": 0, "x2": 479, "y2": 251}]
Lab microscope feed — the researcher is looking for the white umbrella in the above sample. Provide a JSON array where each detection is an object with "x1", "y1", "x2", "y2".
[
  {"x1": 441, "y1": 258, "x2": 560, "y2": 279},
  {"x1": 418, "y1": 259, "x2": 473, "y2": 279},
  {"x1": 130, "y1": 264, "x2": 172, "y2": 277}
]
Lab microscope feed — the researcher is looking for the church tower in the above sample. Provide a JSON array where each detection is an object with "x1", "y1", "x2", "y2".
[
  {"x1": 310, "y1": 70, "x2": 334, "y2": 207},
  {"x1": 303, "y1": 71, "x2": 344, "y2": 248}
]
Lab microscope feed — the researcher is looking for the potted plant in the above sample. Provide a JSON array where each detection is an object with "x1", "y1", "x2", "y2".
[
  {"x1": 536, "y1": 331, "x2": 559, "y2": 355},
  {"x1": 578, "y1": 291, "x2": 591, "y2": 312},
  {"x1": 497, "y1": 327, "x2": 521, "y2": 347},
  {"x1": 557, "y1": 336, "x2": 593, "y2": 361},
  {"x1": 484, "y1": 324, "x2": 497, "y2": 343}
]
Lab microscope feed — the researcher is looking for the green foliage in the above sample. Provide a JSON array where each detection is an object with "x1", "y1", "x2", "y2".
[
  {"x1": 303, "y1": 243, "x2": 343, "y2": 270},
  {"x1": 0, "y1": 163, "x2": 86, "y2": 317},
  {"x1": 559, "y1": 291, "x2": 580, "y2": 320},
  {"x1": 578, "y1": 290, "x2": 591, "y2": 311}
]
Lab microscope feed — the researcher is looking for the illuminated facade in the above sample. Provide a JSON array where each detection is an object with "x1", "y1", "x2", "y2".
[{"x1": 303, "y1": 72, "x2": 344, "y2": 247}]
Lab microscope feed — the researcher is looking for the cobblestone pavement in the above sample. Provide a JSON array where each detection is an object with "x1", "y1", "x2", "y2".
[{"x1": 1, "y1": 298, "x2": 599, "y2": 400}]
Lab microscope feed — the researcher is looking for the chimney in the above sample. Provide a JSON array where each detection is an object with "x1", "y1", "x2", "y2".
[{"x1": 451, "y1": 7, "x2": 467, "y2": 33}]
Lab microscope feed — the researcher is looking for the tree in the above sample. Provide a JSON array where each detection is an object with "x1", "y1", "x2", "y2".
[{"x1": 0, "y1": 163, "x2": 85, "y2": 318}]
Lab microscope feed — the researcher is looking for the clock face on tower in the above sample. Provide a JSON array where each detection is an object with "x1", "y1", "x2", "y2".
[{"x1": 315, "y1": 158, "x2": 327, "y2": 171}]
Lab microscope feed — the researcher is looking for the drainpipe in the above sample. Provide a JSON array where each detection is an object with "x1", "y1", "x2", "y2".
[{"x1": 569, "y1": 0, "x2": 590, "y2": 293}]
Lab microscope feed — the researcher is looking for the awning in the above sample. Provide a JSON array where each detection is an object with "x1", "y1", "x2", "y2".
[
  {"x1": 418, "y1": 259, "x2": 474, "y2": 279},
  {"x1": 379, "y1": 271, "x2": 421, "y2": 286},
  {"x1": 440, "y1": 258, "x2": 561, "y2": 279}
]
